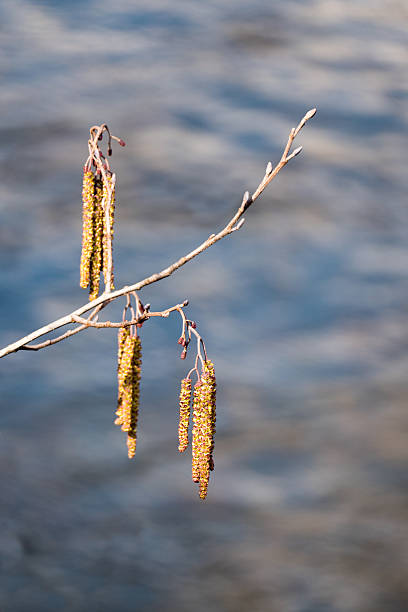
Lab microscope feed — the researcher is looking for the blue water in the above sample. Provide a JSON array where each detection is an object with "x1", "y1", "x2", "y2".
[{"x1": 1, "y1": 1, "x2": 408, "y2": 611}]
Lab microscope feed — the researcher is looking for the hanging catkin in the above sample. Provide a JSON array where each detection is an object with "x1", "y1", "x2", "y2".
[
  {"x1": 204, "y1": 360, "x2": 216, "y2": 472},
  {"x1": 197, "y1": 360, "x2": 216, "y2": 499},
  {"x1": 102, "y1": 173, "x2": 115, "y2": 291},
  {"x1": 127, "y1": 336, "x2": 142, "y2": 459},
  {"x1": 88, "y1": 177, "x2": 104, "y2": 300},
  {"x1": 191, "y1": 382, "x2": 203, "y2": 484},
  {"x1": 178, "y1": 378, "x2": 192, "y2": 453},
  {"x1": 79, "y1": 169, "x2": 95, "y2": 289},
  {"x1": 115, "y1": 326, "x2": 130, "y2": 427},
  {"x1": 115, "y1": 328, "x2": 142, "y2": 459}
]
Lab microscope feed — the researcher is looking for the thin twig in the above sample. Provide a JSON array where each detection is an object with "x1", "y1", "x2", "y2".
[
  {"x1": 71, "y1": 300, "x2": 189, "y2": 329},
  {"x1": 20, "y1": 303, "x2": 105, "y2": 351},
  {"x1": 0, "y1": 109, "x2": 316, "y2": 359}
]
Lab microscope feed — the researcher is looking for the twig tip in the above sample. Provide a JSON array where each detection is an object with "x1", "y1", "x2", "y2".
[{"x1": 305, "y1": 108, "x2": 317, "y2": 120}]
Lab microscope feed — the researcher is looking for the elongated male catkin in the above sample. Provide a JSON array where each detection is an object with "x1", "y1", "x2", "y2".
[
  {"x1": 115, "y1": 328, "x2": 142, "y2": 459},
  {"x1": 115, "y1": 326, "x2": 130, "y2": 427},
  {"x1": 127, "y1": 336, "x2": 142, "y2": 459},
  {"x1": 191, "y1": 382, "x2": 202, "y2": 483},
  {"x1": 178, "y1": 378, "x2": 192, "y2": 453},
  {"x1": 102, "y1": 173, "x2": 115, "y2": 291},
  {"x1": 79, "y1": 169, "x2": 95, "y2": 289},
  {"x1": 197, "y1": 360, "x2": 216, "y2": 499},
  {"x1": 204, "y1": 360, "x2": 216, "y2": 472},
  {"x1": 88, "y1": 178, "x2": 104, "y2": 300}
]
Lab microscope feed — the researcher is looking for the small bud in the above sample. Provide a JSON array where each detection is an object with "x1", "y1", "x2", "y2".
[
  {"x1": 118, "y1": 139, "x2": 126, "y2": 147},
  {"x1": 266, "y1": 161, "x2": 272, "y2": 175},
  {"x1": 136, "y1": 322, "x2": 143, "y2": 328},
  {"x1": 108, "y1": 148, "x2": 112, "y2": 157},
  {"x1": 190, "y1": 321, "x2": 197, "y2": 329},
  {"x1": 305, "y1": 108, "x2": 317, "y2": 120},
  {"x1": 98, "y1": 134, "x2": 103, "y2": 141},
  {"x1": 180, "y1": 349, "x2": 187, "y2": 360},
  {"x1": 178, "y1": 337, "x2": 185, "y2": 346}
]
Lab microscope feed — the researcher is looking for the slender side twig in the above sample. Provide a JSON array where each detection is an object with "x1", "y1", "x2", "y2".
[
  {"x1": 0, "y1": 109, "x2": 316, "y2": 359},
  {"x1": 71, "y1": 300, "x2": 189, "y2": 329},
  {"x1": 18, "y1": 303, "x2": 105, "y2": 351}
]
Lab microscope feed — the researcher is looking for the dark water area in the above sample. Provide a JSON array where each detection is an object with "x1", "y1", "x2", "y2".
[{"x1": 1, "y1": 1, "x2": 408, "y2": 610}]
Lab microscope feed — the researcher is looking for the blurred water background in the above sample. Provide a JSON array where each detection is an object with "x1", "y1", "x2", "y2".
[{"x1": 1, "y1": 1, "x2": 408, "y2": 610}]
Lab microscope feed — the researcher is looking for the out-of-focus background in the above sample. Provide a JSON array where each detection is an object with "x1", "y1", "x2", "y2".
[{"x1": 1, "y1": 1, "x2": 408, "y2": 610}]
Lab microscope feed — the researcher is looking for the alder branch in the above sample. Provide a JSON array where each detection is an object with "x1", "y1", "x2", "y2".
[
  {"x1": 19, "y1": 303, "x2": 106, "y2": 351},
  {"x1": 71, "y1": 300, "x2": 189, "y2": 328},
  {"x1": 0, "y1": 108, "x2": 316, "y2": 359}
]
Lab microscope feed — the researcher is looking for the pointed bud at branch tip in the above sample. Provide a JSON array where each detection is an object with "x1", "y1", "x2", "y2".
[
  {"x1": 243, "y1": 190, "x2": 249, "y2": 204},
  {"x1": 266, "y1": 161, "x2": 272, "y2": 175},
  {"x1": 118, "y1": 139, "x2": 126, "y2": 147},
  {"x1": 305, "y1": 108, "x2": 317, "y2": 120}
]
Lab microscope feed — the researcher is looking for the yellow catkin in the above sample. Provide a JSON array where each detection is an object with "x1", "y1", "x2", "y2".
[
  {"x1": 102, "y1": 174, "x2": 115, "y2": 291},
  {"x1": 197, "y1": 380, "x2": 212, "y2": 500},
  {"x1": 191, "y1": 382, "x2": 202, "y2": 483},
  {"x1": 197, "y1": 360, "x2": 216, "y2": 499},
  {"x1": 88, "y1": 178, "x2": 104, "y2": 300},
  {"x1": 178, "y1": 378, "x2": 192, "y2": 453},
  {"x1": 115, "y1": 326, "x2": 130, "y2": 427},
  {"x1": 204, "y1": 360, "x2": 217, "y2": 472},
  {"x1": 79, "y1": 170, "x2": 95, "y2": 288},
  {"x1": 116, "y1": 331, "x2": 142, "y2": 458},
  {"x1": 117, "y1": 333, "x2": 134, "y2": 434},
  {"x1": 127, "y1": 336, "x2": 142, "y2": 458}
]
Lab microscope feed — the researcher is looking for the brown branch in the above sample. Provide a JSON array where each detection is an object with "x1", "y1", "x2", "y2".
[
  {"x1": 19, "y1": 303, "x2": 105, "y2": 350},
  {"x1": 0, "y1": 109, "x2": 316, "y2": 359},
  {"x1": 71, "y1": 300, "x2": 189, "y2": 328}
]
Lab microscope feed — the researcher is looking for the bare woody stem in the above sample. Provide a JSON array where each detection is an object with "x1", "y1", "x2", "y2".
[
  {"x1": 71, "y1": 300, "x2": 189, "y2": 328},
  {"x1": 0, "y1": 109, "x2": 316, "y2": 359}
]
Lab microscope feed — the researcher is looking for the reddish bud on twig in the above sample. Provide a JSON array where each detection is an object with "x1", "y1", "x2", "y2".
[
  {"x1": 180, "y1": 349, "x2": 187, "y2": 360},
  {"x1": 98, "y1": 134, "x2": 103, "y2": 141},
  {"x1": 190, "y1": 321, "x2": 197, "y2": 329},
  {"x1": 178, "y1": 337, "x2": 185, "y2": 346},
  {"x1": 118, "y1": 139, "x2": 126, "y2": 147}
]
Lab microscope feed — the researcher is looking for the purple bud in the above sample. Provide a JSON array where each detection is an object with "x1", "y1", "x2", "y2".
[
  {"x1": 190, "y1": 321, "x2": 197, "y2": 329},
  {"x1": 119, "y1": 139, "x2": 126, "y2": 147}
]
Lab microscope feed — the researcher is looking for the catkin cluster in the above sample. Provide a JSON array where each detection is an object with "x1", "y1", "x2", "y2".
[
  {"x1": 178, "y1": 360, "x2": 216, "y2": 500},
  {"x1": 80, "y1": 168, "x2": 115, "y2": 299},
  {"x1": 116, "y1": 327, "x2": 142, "y2": 458}
]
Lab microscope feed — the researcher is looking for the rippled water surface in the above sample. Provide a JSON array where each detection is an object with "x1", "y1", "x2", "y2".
[{"x1": 1, "y1": 1, "x2": 408, "y2": 611}]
